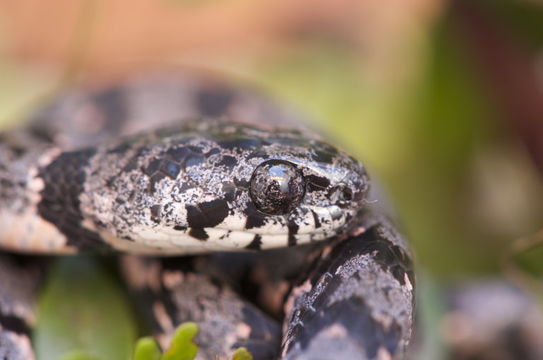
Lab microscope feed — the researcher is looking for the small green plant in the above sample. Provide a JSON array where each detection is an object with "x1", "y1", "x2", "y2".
[
  {"x1": 232, "y1": 347, "x2": 253, "y2": 360},
  {"x1": 133, "y1": 338, "x2": 162, "y2": 360},
  {"x1": 133, "y1": 322, "x2": 253, "y2": 360}
]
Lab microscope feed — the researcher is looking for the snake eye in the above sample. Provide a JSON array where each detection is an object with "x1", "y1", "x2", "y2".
[{"x1": 249, "y1": 160, "x2": 305, "y2": 215}]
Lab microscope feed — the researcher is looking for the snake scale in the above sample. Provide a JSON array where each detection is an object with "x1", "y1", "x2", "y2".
[{"x1": 0, "y1": 72, "x2": 415, "y2": 360}]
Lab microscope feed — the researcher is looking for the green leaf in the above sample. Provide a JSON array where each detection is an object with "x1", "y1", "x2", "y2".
[
  {"x1": 232, "y1": 347, "x2": 253, "y2": 360},
  {"x1": 133, "y1": 337, "x2": 162, "y2": 360},
  {"x1": 162, "y1": 322, "x2": 199, "y2": 360},
  {"x1": 34, "y1": 257, "x2": 137, "y2": 360}
]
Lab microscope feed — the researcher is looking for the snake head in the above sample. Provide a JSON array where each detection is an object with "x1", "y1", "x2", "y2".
[{"x1": 83, "y1": 120, "x2": 369, "y2": 253}]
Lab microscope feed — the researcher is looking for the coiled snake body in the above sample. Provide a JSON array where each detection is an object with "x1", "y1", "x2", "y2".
[{"x1": 0, "y1": 73, "x2": 414, "y2": 360}]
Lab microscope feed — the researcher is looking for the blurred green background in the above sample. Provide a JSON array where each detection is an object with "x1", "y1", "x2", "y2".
[{"x1": 0, "y1": 0, "x2": 542, "y2": 358}]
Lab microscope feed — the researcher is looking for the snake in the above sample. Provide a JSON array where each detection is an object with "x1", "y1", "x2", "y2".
[{"x1": 0, "y1": 72, "x2": 415, "y2": 360}]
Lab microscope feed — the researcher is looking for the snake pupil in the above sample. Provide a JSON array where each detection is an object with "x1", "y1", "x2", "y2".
[{"x1": 249, "y1": 160, "x2": 305, "y2": 215}]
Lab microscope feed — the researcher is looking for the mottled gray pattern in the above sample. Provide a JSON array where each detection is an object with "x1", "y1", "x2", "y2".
[
  {"x1": 76, "y1": 120, "x2": 367, "y2": 253},
  {"x1": 121, "y1": 256, "x2": 281, "y2": 359},
  {"x1": 281, "y1": 214, "x2": 414, "y2": 360}
]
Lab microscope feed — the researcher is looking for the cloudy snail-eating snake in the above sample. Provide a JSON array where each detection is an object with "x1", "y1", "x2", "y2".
[{"x1": 0, "y1": 72, "x2": 415, "y2": 360}]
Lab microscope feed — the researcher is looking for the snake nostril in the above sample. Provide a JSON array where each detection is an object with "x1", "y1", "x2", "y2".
[
  {"x1": 327, "y1": 185, "x2": 352, "y2": 205},
  {"x1": 341, "y1": 187, "x2": 353, "y2": 202}
]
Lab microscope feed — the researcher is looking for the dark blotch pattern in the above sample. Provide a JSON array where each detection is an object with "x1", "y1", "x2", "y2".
[
  {"x1": 37, "y1": 150, "x2": 112, "y2": 251},
  {"x1": 244, "y1": 202, "x2": 268, "y2": 229},
  {"x1": 162, "y1": 160, "x2": 182, "y2": 178},
  {"x1": 288, "y1": 296, "x2": 402, "y2": 358},
  {"x1": 246, "y1": 150, "x2": 270, "y2": 160},
  {"x1": 186, "y1": 199, "x2": 229, "y2": 229},
  {"x1": 143, "y1": 158, "x2": 162, "y2": 176},
  {"x1": 311, "y1": 210, "x2": 321, "y2": 229},
  {"x1": 311, "y1": 150, "x2": 334, "y2": 164},
  {"x1": 189, "y1": 228, "x2": 209, "y2": 241},
  {"x1": 234, "y1": 178, "x2": 250, "y2": 189},
  {"x1": 148, "y1": 173, "x2": 167, "y2": 192},
  {"x1": 205, "y1": 148, "x2": 220, "y2": 157},
  {"x1": 0, "y1": 313, "x2": 32, "y2": 336},
  {"x1": 165, "y1": 146, "x2": 190, "y2": 159},
  {"x1": 150, "y1": 205, "x2": 162, "y2": 223},
  {"x1": 122, "y1": 147, "x2": 149, "y2": 172},
  {"x1": 369, "y1": 230, "x2": 414, "y2": 286},
  {"x1": 309, "y1": 224, "x2": 414, "y2": 289},
  {"x1": 287, "y1": 221, "x2": 299, "y2": 247},
  {"x1": 217, "y1": 155, "x2": 237, "y2": 167},
  {"x1": 310, "y1": 143, "x2": 338, "y2": 164},
  {"x1": 245, "y1": 235, "x2": 262, "y2": 250},
  {"x1": 143, "y1": 145, "x2": 204, "y2": 193},
  {"x1": 305, "y1": 174, "x2": 330, "y2": 192},
  {"x1": 218, "y1": 138, "x2": 263, "y2": 151},
  {"x1": 222, "y1": 182, "x2": 237, "y2": 202}
]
